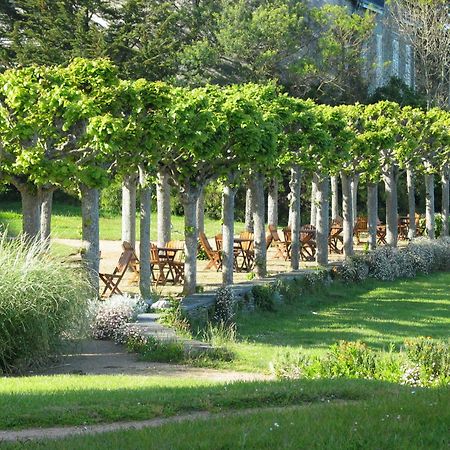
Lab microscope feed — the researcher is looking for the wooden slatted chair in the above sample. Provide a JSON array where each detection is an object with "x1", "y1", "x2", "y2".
[
  {"x1": 328, "y1": 220, "x2": 343, "y2": 254},
  {"x1": 200, "y1": 232, "x2": 222, "y2": 271},
  {"x1": 282, "y1": 227, "x2": 292, "y2": 259},
  {"x1": 300, "y1": 224, "x2": 316, "y2": 261},
  {"x1": 164, "y1": 240, "x2": 185, "y2": 284},
  {"x1": 268, "y1": 224, "x2": 289, "y2": 260},
  {"x1": 354, "y1": 216, "x2": 368, "y2": 244},
  {"x1": 151, "y1": 243, "x2": 167, "y2": 286},
  {"x1": 99, "y1": 242, "x2": 139, "y2": 298}
]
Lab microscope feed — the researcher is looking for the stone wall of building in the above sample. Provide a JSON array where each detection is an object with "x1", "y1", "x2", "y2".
[{"x1": 307, "y1": 0, "x2": 414, "y2": 90}]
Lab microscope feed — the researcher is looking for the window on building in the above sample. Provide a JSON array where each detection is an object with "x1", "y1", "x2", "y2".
[
  {"x1": 357, "y1": 0, "x2": 385, "y2": 14},
  {"x1": 392, "y1": 39, "x2": 399, "y2": 77}
]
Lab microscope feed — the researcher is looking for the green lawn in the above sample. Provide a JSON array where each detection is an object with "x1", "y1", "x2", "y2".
[
  {"x1": 215, "y1": 272, "x2": 450, "y2": 372},
  {"x1": 0, "y1": 377, "x2": 448, "y2": 449},
  {"x1": 0, "y1": 273, "x2": 449, "y2": 447},
  {"x1": 0, "y1": 201, "x2": 243, "y2": 241}
]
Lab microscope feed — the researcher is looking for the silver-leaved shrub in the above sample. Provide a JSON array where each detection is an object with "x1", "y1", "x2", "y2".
[
  {"x1": 337, "y1": 237, "x2": 450, "y2": 282},
  {"x1": 90, "y1": 295, "x2": 146, "y2": 341}
]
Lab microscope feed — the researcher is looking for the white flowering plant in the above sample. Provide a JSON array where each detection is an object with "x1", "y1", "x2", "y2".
[{"x1": 90, "y1": 295, "x2": 147, "y2": 341}]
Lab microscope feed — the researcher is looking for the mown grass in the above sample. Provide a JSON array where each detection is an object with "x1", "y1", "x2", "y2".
[
  {"x1": 0, "y1": 376, "x2": 376, "y2": 430},
  {"x1": 6, "y1": 385, "x2": 449, "y2": 449},
  {"x1": 212, "y1": 272, "x2": 450, "y2": 372},
  {"x1": 0, "y1": 201, "x2": 244, "y2": 241}
]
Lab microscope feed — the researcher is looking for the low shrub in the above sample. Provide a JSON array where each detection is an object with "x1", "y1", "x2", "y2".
[
  {"x1": 251, "y1": 285, "x2": 277, "y2": 311},
  {"x1": 404, "y1": 337, "x2": 450, "y2": 381},
  {"x1": 272, "y1": 338, "x2": 449, "y2": 387},
  {"x1": 338, "y1": 254, "x2": 370, "y2": 283},
  {"x1": 0, "y1": 235, "x2": 93, "y2": 372},
  {"x1": 212, "y1": 287, "x2": 235, "y2": 325},
  {"x1": 90, "y1": 295, "x2": 146, "y2": 341},
  {"x1": 336, "y1": 237, "x2": 450, "y2": 283},
  {"x1": 132, "y1": 336, "x2": 185, "y2": 363},
  {"x1": 322, "y1": 341, "x2": 377, "y2": 379},
  {"x1": 158, "y1": 298, "x2": 192, "y2": 336}
]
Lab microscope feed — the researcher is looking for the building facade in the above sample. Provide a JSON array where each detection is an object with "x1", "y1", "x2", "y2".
[{"x1": 309, "y1": 0, "x2": 414, "y2": 90}]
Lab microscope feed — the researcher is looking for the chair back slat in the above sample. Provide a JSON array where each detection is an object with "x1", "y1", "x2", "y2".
[
  {"x1": 199, "y1": 232, "x2": 215, "y2": 257},
  {"x1": 268, "y1": 224, "x2": 282, "y2": 242},
  {"x1": 150, "y1": 244, "x2": 160, "y2": 262},
  {"x1": 215, "y1": 233, "x2": 223, "y2": 252},
  {"x1": 283, "y1": 227, "x2": 292, "y2": 244}
]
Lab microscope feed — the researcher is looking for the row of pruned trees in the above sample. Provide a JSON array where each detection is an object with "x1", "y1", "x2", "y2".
[{"x1": 1, "y1": 59, "x2": 449, "y2": 296}]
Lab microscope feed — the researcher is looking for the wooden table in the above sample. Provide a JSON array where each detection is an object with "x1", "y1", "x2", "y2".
[
  {"x1": 377, "y1": 225, "x2": 387, "y2": 245},
  {"x1": 153, "y1": 246, "x2": 185, "y2": 285},
  {"x1": 398, "y1": 216, "x2": 409, "y2": 240},
  {"x1": 233, "y1": 238, "x2": 255, "y2": 272},
  {"x1": 328, "y1": 226, "x2": 343, "y2": 254}
]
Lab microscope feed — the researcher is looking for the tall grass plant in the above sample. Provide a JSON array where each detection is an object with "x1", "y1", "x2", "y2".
[{"x1": 0, "y1": 234, "x2": 93, "y2": 372}]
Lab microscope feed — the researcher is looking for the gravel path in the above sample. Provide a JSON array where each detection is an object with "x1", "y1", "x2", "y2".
[{"x1": 30, "y1": 339, "x2": 271, "y2": 382}]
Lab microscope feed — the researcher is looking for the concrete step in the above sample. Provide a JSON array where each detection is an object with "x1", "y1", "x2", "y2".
[{"x1": 133, "y1": 313, "x2": 214, "y2": 353}]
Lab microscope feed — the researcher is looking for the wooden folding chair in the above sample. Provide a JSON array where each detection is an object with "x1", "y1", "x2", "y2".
[
  {"x1": 354, "y1": 216, "x2": 368, "y2": 244},
  {"x1": 376, "y1": 225, "x2": 387, "y2": 245},
  {"x1": 282, "y1": 227, "x2": 292, "y2": 259},
  {"x1": 122, "y1": 241, "x2": 140, "y2": 282},
  {"x1": 328, "y1": 221, "x2": 343, "y2": 254},
  {"x1": 300, "y1": 225, "x2": 316, "y2": 261},
  {"x1": 269, "y1": 224, "x2": 289, "y2": 260},
  {"x1": 149, "y1": 244, "x2": 165, "y2": 286},
  {"x1": 165, "y1": 241, "x2": 185, "y2": 284},
  {"x1": 200, "y1": 232, "x2": 222, "y2": 271},
  {"x1": 99, "y1": 242, "x2": 139, "y2": 298}
]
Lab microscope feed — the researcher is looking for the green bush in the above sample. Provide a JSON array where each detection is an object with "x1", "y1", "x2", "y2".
[
  {"x1": 404, "y1": 337, "x2": 449, "y2": 380},
  {"x1": 0, "y1": 235, "x2": 93, "y2": 372},
  {"x1": 272, "y1": 338, "x2": 449, "y2": 387},
  {"x1": 251, "y1": 285, "x2": 277, "y2": 311},
  {"x1": 132, "y1": 336, "x2": 185, "y2": 363}
]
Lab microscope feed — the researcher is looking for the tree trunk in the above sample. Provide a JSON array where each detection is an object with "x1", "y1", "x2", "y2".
[
  {"x1": 222, "y1": 174, "x2": 237, "y2": 285},
  {"x1": 310, "y1": 175, "x2": 318, "y2": 226},
  {"x1": 442, "y1": 165, "x2": 449, "y2": 237},
  {"x1": 80, "y1": 185, "x2": 100, "y2": 292},
  {"x1": 406, "y1": 165, "x2": 416, "y2": 239},
  {"x1": 383, "y1": 164, "x2": 398, "y2": 247},
  {"x1": 287, "y1": 191, "x2": 293, "y2": 228},
  {"x1": 367, "y1": 183, "x2": 378, "y2": 251},
  {"x1": 138, "y1": 167, "x2": 152, "y2": 300},
  {"x1": 245, "y1": 186, "x2": 254, "y2": 232},
  {"x1": 267, "y1": 178, "x2": 279, "y2": 228},
  {"x1": 340, "y1": 172, "x2": 354, "y2": 257},
  {"x1": 331, "y1": 175, "x2": 340, "y2": 221},
  {"x1": 289, "y1": 165, "x2": 301, "y2": 270},
  {"x1": 315, "y1": 174, "x2": 330, "y2": 266},
  {"x1": 351, "y1": 174, "x2": 359, "y2": 224},
  {"x1": 250, "y1": 173, "x2": 266, "y2": 278},
  {"x1": 40, "y1": 188, "x2": 54, "y2": 244},
  {"x1": 156, "y1": 170, "x2": 171, "y2": 246},
  {"x1": 121, "y1": 174, "x2": 137, "y2": 248},
  {"x1": 18, "y1": 186, "x2": 41, "y2": 239},
  {"x1": 182, "y1": 184, "x2": 200, "y2": 296},
  {"x1": 425, "y1": 172, "x2": 435, "y2": 239},
  {"x1": 196, "y1": 184, "x2": 205, "y2": 234}
]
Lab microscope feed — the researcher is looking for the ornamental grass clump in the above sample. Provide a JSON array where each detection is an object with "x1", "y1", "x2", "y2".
[{"x1": 0, "y1": 234, "x2": 93, "y2": 373}]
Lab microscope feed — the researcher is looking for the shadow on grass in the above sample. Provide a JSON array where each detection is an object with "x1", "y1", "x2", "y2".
[
  {"x1": 0, "y1": 376, "x2": 437, "y2": 431},
  {"x1": 236, "y1": 272, "x2": 450, "y2": 350}
]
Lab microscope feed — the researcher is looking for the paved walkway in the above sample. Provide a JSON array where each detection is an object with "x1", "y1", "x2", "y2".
[
  {"x1": 54, "y1": 238, "x2": 341, "y2": 298},
  {"x1": 31, "y1": 339, "x2": 271, "y2": 382}
]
